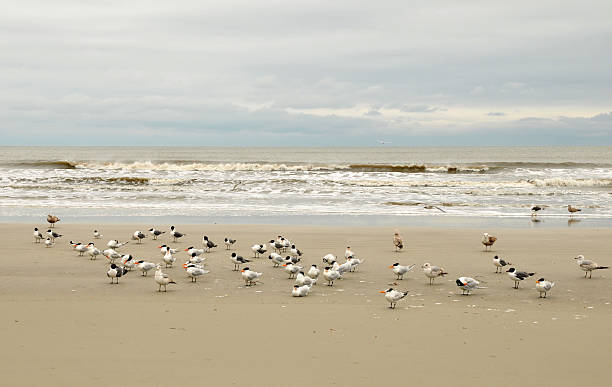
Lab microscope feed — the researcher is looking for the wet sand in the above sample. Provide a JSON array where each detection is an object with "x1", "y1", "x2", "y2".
[{"x1": 1, "y1": 223, "x2": 610, "y2": 386}]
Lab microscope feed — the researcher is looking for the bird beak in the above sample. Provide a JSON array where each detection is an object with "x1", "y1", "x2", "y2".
[
  {"x1": 157, "y1": 246, "x2": 162, "y2": 248},
  {"x1": 536, "y1": 281, "x2": 540, "y2": 284},
  {"x1": 282, "y1": 264, "x2": 287, "y2": 267},
  {"x1": 379, "y1": 291, "x2": 386, "y2": 293},
  {"x1": 388, "y1": 265, "x2": 393, "y2": 268},
  {"x1": 184, "y1": 249, "x2": 188, "y2": 251},
  {"x1": 241, "y1": 270, "x2": 244, "y2": 273}
]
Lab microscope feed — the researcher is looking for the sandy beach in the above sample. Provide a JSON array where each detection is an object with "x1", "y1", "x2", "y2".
[{"x1": 1, "y1": 223, "x2": 611, "y2": 386}]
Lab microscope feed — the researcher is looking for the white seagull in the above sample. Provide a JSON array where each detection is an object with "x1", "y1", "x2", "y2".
[
  {"x1": 323, "y1": 267, "x2": 341, "y2": 286},
  {"x1": 230, "y1": 253, "x2": 251, "y2": 271},
  {"x1": 251, "y1": 244, "x2": 267, "y2": 258},
  {"x1": 155, "y1": 265, "x2": 176, "y2": 292},
  {"x1": 224, "y1": 238, "x2": 236, "y2": 250},
  {"x1": 506, "y1": 267, "x2": 535, "y2": 289},
  {"x1": 283, "y1": 263, "x2": 302, "y2": 279},
  {"x1": 422, "y1": 262, "x2": 448, "y2": 284},
  {"x1": 132, "y1": 230, "x2": 146, "y2": 243},
  {"x1": 148, "y1": 228, "x2": 165, "y2": 240},
  {"x1": 307, "y1": 265, "x2": 320, "y2": 280},
  {"x1": 574, "y1": 255, "x2": 608, "y2": 278},
  {"x1": 170, "y1": 226, "x2": 186, "y2": 242},
  {"x1": 107, "y1": 264, "x2": 128, "y2": 284}
]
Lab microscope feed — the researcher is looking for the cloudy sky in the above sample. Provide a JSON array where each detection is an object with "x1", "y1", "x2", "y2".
[{"x1": 1, "y1": 0, "x2": 611, "y2": 146}]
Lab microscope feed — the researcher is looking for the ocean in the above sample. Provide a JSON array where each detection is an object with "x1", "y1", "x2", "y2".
[{"x1": 1, "y1": 146, "x2": 611, "y2": 227}]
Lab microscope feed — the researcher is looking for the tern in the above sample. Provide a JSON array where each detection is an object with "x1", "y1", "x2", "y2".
[
  {"x1": 389, "y1": 263, "x2": 415, "y2": 280},
  {"x1": 535, "y1": 278, "x2": 555, "y2": 298},
  {"x1": 292, "y1": 284, "x2": 311, "y2": 297},
  {"x1": 241, "y1": 267, "x2": 263, "y2": 286},
  {"x1": 456, "y1": 277, "x2": 480, "y2": 295},
  {"x1": 379, "y1": 288, "x2": 408, "y2": 309}
]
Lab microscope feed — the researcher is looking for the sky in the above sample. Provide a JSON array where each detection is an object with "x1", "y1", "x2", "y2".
[{"x1": 1, "y1": 0, "x2": 611, "y2": 146}]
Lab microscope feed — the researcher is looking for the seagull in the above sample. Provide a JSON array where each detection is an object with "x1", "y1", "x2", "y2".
[
  {"x1": 535, "y1": 278, "x2": 555, "y2": 298},
  {"x1": 87, "y1": 244, "x2": 101, "y2": 260},
  {"x1": 251, "y1": 244, "x2": 267, "y2": 258},
  {"x1": 241, "y1": 267, "x2": 263, "y2": 286},
  {"x1": 346, "y1": 257, "x2": 364, "y2": 272},
  {"x1": 93, "y1": 230, "x2": 102, "y2": 239},
  {"x1": 270, "y1": 239, "x2": 284, "y2": 253},
  {"x1": 322, "y1": 254, "x2": 336, "y2": 264},
  {"x1": 170, "y1": 226, "x2": 186, "y2": 242},
  {"x1": 574, "y1": 255, "x2": 608, "y2": 278},
  {"x1": 47, "y1": 214, "x2": 60, "y2": 227},
  {"x1": 283, "y1": 263, "x2": 302, "y2": 279},
  {"x1": 107, "y1": 240, "x2": 128, "y2": 249},
  {"x1": 379, "y1": 288, "x2": 408, "y2": 309},
  {"x1": 290, "y1": 245, "x2": 303, "y2": 258},
  {"x1": 567, "y1": 205, "x2": 582, "y2": 216},
  {"x1": 344, "y1": 246, "x2": 354, "y2": 259},
  {"x1": 132, "y1": 230, "x2": 146, "y2": 243},
  {"x1": 107, "y1": 263, "x2": 128, "y2": 284},
  {"x1": 155, "y1": 265, "x2": 176, "y2": 292},
  {"x1": 292, "y1": 284, "x2": 312, "y2": 297},
  {"x1": 323, "y1": 267, "x2": 341, "y2": 286},
  {"x1": 224, "y1": 238, "x2": 236, "y2": 250},
  {"x1": 481, "y1": 233, "x2": 497, "y2": 251},
  {"x1": 44, "y1": 237, "x2": 54, "y2": 247},
  {"x1": 531, "y1": 205, "x2": 543, "y2": 216},
  {"x1": 295, "y1": 272, "x2": 316, "y2": 286},
  {"x1": 163, "y1": 250, "x2": 176, "y2": 268},
  {"x1": 421, "y1": 262, "x2": 448, "y2": 284},
  {"x1": 136, "y1": 260, "x2": 156, "y2": 276},
  {"x1": 268, "y1": 253, "x2": 284, "y2": 267},
  {"x1": 148, "y1": 228, "x2": 165, "y2": 240},
  {"x1": 506, "y1": 267, "x2": 535, "y2": 289},
  {"x1": 284, "y1": 255, "x2": 301, "y2": 265},
  {"x1": 33, "y1": 228, "x2": 44, "y2": 243},
  {"x1": 493, "y1": 255, "x2": 512, "y2": 273},
  {"x1": 230, "y1": 253, "x2": 251, "y2": 271},
  {"x1": 307, "y1": 265, "x2": 320, "y2": 280},
  {"x1": 389, "y1": 263, "x2": 415, "y2": 280},
  {"x1": 46, "y1": 229, "x2": 62, "y2": 241},
  {"x1": 203, "y1": 236, "x2": 217, "y2": 252},
  {"x1": 393, "y1": 231, "x2": 404, "y2": 252},
  {"x1": 456, "y1": 277, "x2": 480, "y2": 295},
  {"x1": 183, "y1": 263, "x2": 210, "y2": 282}
]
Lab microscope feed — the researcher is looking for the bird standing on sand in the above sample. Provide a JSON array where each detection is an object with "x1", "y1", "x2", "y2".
[
  {"x1": 493, "y1": 255, "x2": 511, "y2": 273},
  {"x1": 47, "y1": 229, "x2": 62, "y2": 242},
  {"x1": 422, "y1": 263, "x2": 447, "y2": 284},
  {"x1": 93, "y1": 230, "x2": 102, "y2": 239},
  {"x1": 389, "y1": 263, "x2": 415, "y2": 280},
  {"x1": 163, "y1": 249, "x2": 176, "y2": 268},
  {"x1": 295, "y1": 272, "x2": 316, "y2": 286},
  {"x1": 567, "y1": 205, "x2": 582, "y2": 216},
  {"x1": 87, "y1": 244, "x2": 101, "y2": 260},
  {"x1": 148, "y1": 228, "x2": 165, "y2": 240},
  {"x1": 456, "y1": 277, "x2": 480, "y2": 295},
  {"x1": 345, "y1": 247, "x2": 354, "y2": 259},
  {"x1": 323, "y1": 267, "x2": 341, "y2": 286},
  {"x1": 230, "y1": 253, "x2": 251, "y2": 271},
  {"x1": 203, "y1": 236, "x2": 217, "y2": 252},
  {"x1": 251, "y1": 244, "x2": 267, "y2": 258},
  {"x1": 47, "y1": 214, "x2": 60, "y2": 227},
  {"x1": 155, "y1": 265, "x2": 176, "y2": 292},
  {"x1": 322, "y1": 254, "x2": 336, "y2": 264},
  {"x1": 241, "y1": 267, "x2": 263, "y2": 286},
  {"x1": 574, "y1": 255, "x2": 608, "y2": 278},
  {"x1": 531, "y1": 205, "x2": 543, "y2": 216},
  {"x1": 107, "y1": 239, "x2": 128, "y2": 249},
  {"x1": 290, "y1": 245, "x2": 303, "y2": 259},
  {"x1": 481, "y1": 233, "x2": 497, "y2": 251},
  {"x1": 268, "y1": 253, "x2": 284, "y2": 267},
  {"x1": 307, "y1": 264, "x2": 320, "y2": 280},
  {"x1": 170, "y1": 226, "x2": 186, "y2": 242},
  {"x1": 292, "y1": 284, "x2": 311, "y2": 297},
  {"x1": 393, "y1": 231, "x2": 403, "y2": 252},
  {"x1": 33, "y1": 228, "x2": 43, "y2": 243},
  {"x1": 132, "y1": 230, "x2": 146, "y2": 243},
  {"x1": 506, "y1": 267, "x2": 535, "y2": 289},
  {"x1": 44, "y1": 237, "x2": 54, "y2": 247},
  {"x1": 136, "y1": 260, "x2": 156, "y2": 276},
  {"x1": 224, "y1": 238, "x2": 236, "y2": 250},
  {"x1": 107, "y1": 264, "x2": 128, "y2": 284},
  {"x1": 535, "y1": 278, "x2": 555, "y2": 298},
  {"x1": 183, "y1": 263, "x2": 209, "y2": 282},
  {"x1": 283, "y1": 263, "x2": 302, "y2": 279},
  {"x1": 379, "y1": 288, "x2": 408, "y2": 309},
  {"x1": 347, "y1": 257, "x2": 364, "y2": 272}
]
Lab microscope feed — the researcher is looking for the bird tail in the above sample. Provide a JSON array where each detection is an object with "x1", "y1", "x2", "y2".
[
  {"x1": 595, "y1": 266, "x2": 609, "y2": 270},
  {"x1": 169, "y1": 280, "x2": 176, "y2": 284},
  {"x1": 529, "y1": 273, "x2": 535, "y2": 276}
]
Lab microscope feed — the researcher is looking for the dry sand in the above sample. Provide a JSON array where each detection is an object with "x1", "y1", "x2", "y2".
[{"x1": 1, "y1": 223, "x2": 611, "y2": 386}]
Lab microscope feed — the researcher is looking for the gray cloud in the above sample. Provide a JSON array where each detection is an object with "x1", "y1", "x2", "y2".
[{"x1": 1, "y1": 0, "x2": 611, "y2": 145}]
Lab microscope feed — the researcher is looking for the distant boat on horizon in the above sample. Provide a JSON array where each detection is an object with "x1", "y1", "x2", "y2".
[{"x1": 378, "y1": 140, "x2": 392, "y2": 144}]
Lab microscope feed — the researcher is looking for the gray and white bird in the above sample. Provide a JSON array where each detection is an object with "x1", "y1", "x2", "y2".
[
  {"x1": 203, "y1": 236, "x2": 217, "y2": 252},
  {"x1": 107, "y1": 239, "x2": 128, "y2": 249},
  {"x1": 347, "y1": 257, "x2": 364, "y2": 272},
  {"x1": 154, "y1": 265, "x2": 176, "y2": 292},
  {"x1": 86, "y1": 244, "x2": 101, "y2": 260},
  {"x1": 379, "y1": 288, "x2": 408, "y2": 309},
  {"x1": 132, "y1": 230, "x2": 146, "y2": 243},
  {"x1": 393, "y1": 231, "x2": 403, "y2": 252},
  {"x1": 162, "y1": 249, "x2": 176, "y2": 268},
  {"x1": 44, "y1": 237, "x2": 54, "y2": 248},
  {"x1": 574, "y1": 255, "x2": 608, "y2": 278},
  {"x1": 482, "y1": 233, "x2": 497, "y2": 251},
  {"x1": 184, "y1": 246, "x2": 204, "y2": 257},
  {"x1": 292, "y1": 284, "x2": 311, "y2": 297},
  {"x1": 33, "y1": 228, "x2": 44, "y2": 243},
  {"x1": 268, "y1": 253, "x2": 284, "y2": 267},
  {"x1": 389, "y1": 263, "x2": 415, "y2": 280},
  {"x1": 183, "y1": 263, "x2": 210, "y2": 282},
  {"x1": 136, "y1": 260, "x2": 156, "y2": 276},
  {"x1": 344, "y1": 246, "x2": 355, "y2": 259},
  {"x1": 148, "y1": 228, "x2": 165, "y2": 240},
  {"x1": 323, "y1": 267, "x2": 341, "y2": 286},
  {"x1": 224, "y1": 238, "x2": 236, "y2": 250},
  {"x1": 567, "y1": 205, "x2": 582, "y2": 216},
  {"x1": 107, "y1": 263, "x2": 128, "y2": 284},
  {"x1": 493, "y1": 255, "x2": 512, "y2": 273},
  {"x1": 506, "y1": 267, "x2": 535, "y2": 289},
  {"x1": 322, "y1": 254, "x2": 336, "y2": 264},
  {"x1": 422, "y1": 262, "x2": 448, "y2": 284},
  {"x1": 230, "y1": 253, "x2": 251, "y2": 271},
  {"x1": 456, "y1": 277, "x2": 480, "y2": 295},
  {"x1": 187, "y1": 252, "x2": 207, "y2": 265},
  {"x1": 47, "y1": 229, "x2": 62, "y2": 241},
  {"x1": 295, "y1": 271, "x2": 316, "y2": 286},
  {"x1": 535, "y1": 278, "x2": 555, "y2": 298},
  {"x1": 170, "y1": 226, "x2": 186, "y2": 242},
  {"x1": 307, "y1": 265, "x2": 320, "y2": 280},
  {"x1": 103, "y1": 248, "x2": 122, "y2": 264},
  {"x1": 241, "y1": 267, "x2": 263, "y2": 286},
  {"x1": 93, "y1": 230, "x2": 102, "y2": 239},
  {"x1": 251, "y1": 244, "x2": 267, "y2": 258},
  {"x1": 121, "y1": 255, "x2": 135, "y2": 270},
  {"x1": 283, "y1": 263, "x2": 302, "y2": 279}
]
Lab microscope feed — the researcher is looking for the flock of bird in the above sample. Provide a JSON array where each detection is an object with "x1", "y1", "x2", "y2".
[{"x1": 33, "y1": 216, "x2": 608, "y2": 309}]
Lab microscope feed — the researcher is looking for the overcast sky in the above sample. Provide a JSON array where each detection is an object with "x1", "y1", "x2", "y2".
[{"x1": 1, "y1": 0, "x2": 611, "y2": 146}]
